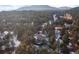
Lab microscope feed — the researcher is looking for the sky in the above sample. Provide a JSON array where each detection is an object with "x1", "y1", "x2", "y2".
[{"x1": 0, "y1": 0, "x2": 79, "y2": 7}]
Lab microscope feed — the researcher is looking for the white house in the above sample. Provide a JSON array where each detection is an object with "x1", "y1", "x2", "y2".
[{"x1": 53, "y1": 14, "x2": 58, "y2": 22}]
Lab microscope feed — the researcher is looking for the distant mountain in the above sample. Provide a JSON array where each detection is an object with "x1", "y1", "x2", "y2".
[
  {"x1": 66, "y1": 7, "x2": 79, "y2": 13},
  {"x1": 70, "y1": 7, "x2": 79, "y2": 11},
  {"x1": 59, "y1": 7, "x2": 71, "y2": 10},
  {"x1": 17, "y1": 5, "x2": 59, "y2": 11},
  {"x1": 65, "y1": 7, "x2": 79, "y2": 17},
  {"x1": 17, "y1": 5, "x2": 73, "y2": 11},
  {"x1": 0, "y1": 5, "x2": 74, "y2": 11}
]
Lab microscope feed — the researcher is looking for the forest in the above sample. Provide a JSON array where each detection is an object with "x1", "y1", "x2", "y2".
[{"x1": 0, "y1": 8, "x2": 79, "y2": 54}]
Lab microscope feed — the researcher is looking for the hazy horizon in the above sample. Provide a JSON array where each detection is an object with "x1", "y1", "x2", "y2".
[
  {"x1": 0, "y1": 0, "x2": 78, "y2": 7},
  {"x1": 0, "y1": 5, "x2": 78, "y2": 11}
]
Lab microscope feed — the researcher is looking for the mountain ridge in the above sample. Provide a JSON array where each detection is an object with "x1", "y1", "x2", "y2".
[{"x1": 17, "y1": 5, "x2": 58, "y2": 11}]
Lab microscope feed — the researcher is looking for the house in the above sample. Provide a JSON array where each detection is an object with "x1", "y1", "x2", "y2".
[
  {"x1": 55, "y1": 26, "x2": 63, "y2": 30},
  {"x1": 64, "y1": 23, "x2": 72, "y2": 28},
  {"x1": 60, "y1": 13, "x2": 73, "y2": 28},
  {"x1": 53, "y1": 14, "x2": 58, "y2": 22},
  {"x1": 42, "y1": 22, "x2": 48, "y2": 28},
  {"x1": 54, "y1": 23, "x2": 64, "y2": 30},
  {"x1": 63, "y1": 13, "x2": 73, "y2": 20}
]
